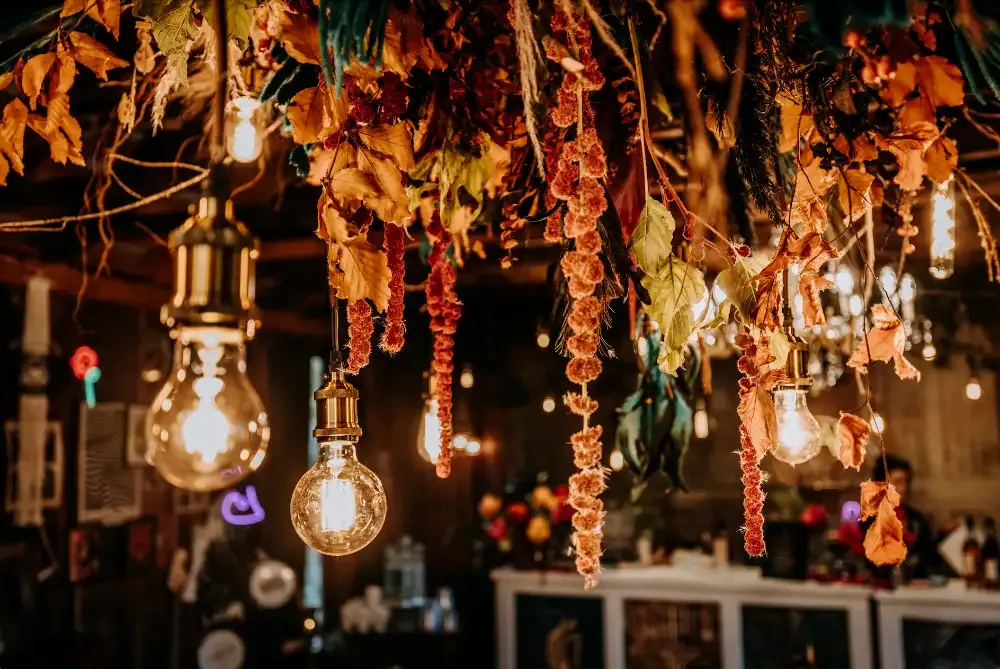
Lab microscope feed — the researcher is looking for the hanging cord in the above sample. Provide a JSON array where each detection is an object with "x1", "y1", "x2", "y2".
[
  {"x1": 211, "y1": 0, "x2": 228, "y2": 166},
  {"x1": 329, "y1": 295, "x2": 343, "y2": 371}
]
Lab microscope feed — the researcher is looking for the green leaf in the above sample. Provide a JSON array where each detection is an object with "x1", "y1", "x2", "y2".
[
  {"x1": 199, "y1": 0, "x2": 260, "y2": 50},
  {"x1": 641, "y1": 257, "x2": 706, "y2": 376},
  {"x1": 629, "y1": 197, "x2": 675, "y2": 276},
  {"x1": 136, "y1": 0, "x2": 198, "y2": 85},
  {"x1": 715, "y1": 254, "x2": 768, "y2": 323}
]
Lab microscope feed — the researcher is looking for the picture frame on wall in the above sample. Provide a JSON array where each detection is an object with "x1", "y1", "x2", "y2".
[
  {"x1": 4, "y1": 420, "x2": 64, "y2": 513},
  {"x1": 77, "y1": 403, "x2": 141, "y2": 526}
]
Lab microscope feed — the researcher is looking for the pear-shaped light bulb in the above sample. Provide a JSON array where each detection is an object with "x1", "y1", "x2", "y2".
[
  {"x1": 967, "y1": 377, "x2": 983, "y2": 401},
  {"x1": 290, "y1": 441, "x2": 386, "y2": 556},
  {"x1": 227, "y1": 97, "x2": 263, "y2": 163},
  {"x1": 147, "y1": 326, "x2": 269, "y2": 491},
  {"x1": 609, "y1": 449, "x2": 625, "y2": 471},
  {"x1": 770, "y1": 388, "x2": 822, "y2": 466}
]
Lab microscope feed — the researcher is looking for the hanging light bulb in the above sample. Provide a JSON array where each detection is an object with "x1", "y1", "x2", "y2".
[
  {"x1": 459, "y1": 365, "x2": 474, "y2": 389},
  {"x1": 921, "y1": 342, "x2": 937, "y2": 361},
  {"x1": 930, "y1": 176, "x2": 956, "y2": 280},
  {"x1": 536, "y1": 328, "x2": 550, "y2": 348},
  {"x1": 542, "y1": 396, "x2": 556, "y2": 413},
  {"x1": 609, "y1": 449, "x2": 625, "y2": 471},
  {"x1": 848, "y1": 294, "x2": 864, "y2": 317},
  {"x1": 770, "y1": 272, "x2": 822, "y2": 466},
  {"x1": 290, "y1": 369, "x2": 386, "y2": 556},
  {"x1": 148, "y1": 5, "x2": 267, "y2": 492},
  {"x1": 465, "y1": 439, "x2": 481, "y2": 455},
  {"x1": 835, "y1": 266, "x2": 855, "y2": 295},
  {"x1": 416, "y1": 397, "x2": 443, "y2": 464},
  {"x1": 693, "y1": 399, "x2": 710, "y2": 439},
  {"x1": 871, "y1": 413, "x2": 885, "y2": 434},
  {"x1": 226, "y1": 96, "x2": 264, "y2": 163},
  {"x1": 878, "y1": 266, "x2": 898, "y2": 301},
  {"x1": 967, "y1": 376, "x2": 983, "y2": 401}
]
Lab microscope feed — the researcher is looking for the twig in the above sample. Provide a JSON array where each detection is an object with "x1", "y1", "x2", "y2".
[{"x1": 581, "y1": 0, "x2": 638, "y2": 81}]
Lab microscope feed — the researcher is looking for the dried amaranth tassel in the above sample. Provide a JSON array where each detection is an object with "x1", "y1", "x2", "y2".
[{"x1": 319, "y1": 0, "x2": 389, "y2": 94}]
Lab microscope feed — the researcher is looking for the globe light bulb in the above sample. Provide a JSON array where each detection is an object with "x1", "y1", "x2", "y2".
[
  {"x1": 542, "y1": 396, "x2": 556, "y2": 413},
  {"x1": 770, "y1": 389, "x2": 823, "y2": 466},
  {"x1": 693, "y1": 401, "x2": 710, "y2": 439},
  {"x1": 871, "y1": 413, "x2": 885, "y2": 434},
  {"x1": 459, "y1": 365, "x2": 474, "y2": 389},
  {"x1": 290, "y1": 441, "x2": 386, "y2": 556},
  {"x1": 227, "y1": 97, "x2": 263, "y2": 163},
  {"x1": 967, "y1": 377, "x2": 983, "y2": 401},
  {"x1": 835, "y1": 266, "x2": 855, "y2": 295},
  {"x1": 416, "y1": 398, "x2": 443, "y2": 464},
  {"x1": 147, "y1": 326, "x2": 269, "y2": 491},
  {"x1": 609, "y1": 449, "x2": 625, "y2": 471},
  {"x1": 536, "y1": 329, "x2": 550, "y2": 348},
  {"x1": 921, "y1": 343, "x2": 937, "y2": 361},
  {"x1": 466, "y1": 439, "x2": 481, "y2": 455}
]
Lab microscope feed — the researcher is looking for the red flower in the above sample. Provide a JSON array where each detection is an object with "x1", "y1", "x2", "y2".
[
  {"x1": 553, "y1": 503, "x2": 575, "y2": 524},
  {"x1": 506, "y1": 501, "x2": 530, "y2": 523},
  {"x1": 800, "y1": 504, "x2": 828, "y2": 528},
  {"x1": 487, "y1": 516, "x2": 508, "y2": 541}
]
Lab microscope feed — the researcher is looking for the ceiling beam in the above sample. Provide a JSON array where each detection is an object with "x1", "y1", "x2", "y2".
[{"x1": 0, "y1": 254, "x2": 330, "y2": 337}]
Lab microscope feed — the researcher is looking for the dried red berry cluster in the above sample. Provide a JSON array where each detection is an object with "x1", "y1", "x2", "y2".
[
  {"x1": 378, "y1": 73, "x2": 408, "y2": 124},
  {"x1": 425, "y1": 240, "x2": 462, "y2": 479},
  {"x1": 545, "y1": 6, "x2": 610, "y2": 589},
  {"x1": 381, "y1": 223, "x2": 406, "y2": 355},
  {"x1": 736, "y1": 331, "x2": 766, "y2": 557},
  {"x1": 347, "y1": 81, "x2": 376, "y2": 126},
  {"x1": 345, "y1": 299, "x2": 374, "y2": 375}
]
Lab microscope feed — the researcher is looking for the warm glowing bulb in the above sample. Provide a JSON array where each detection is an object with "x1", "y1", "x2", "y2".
[
  {"x1": 416, "y1": 398, "x2": 442, "y2": 464},
  {"x1": 536, "y1": 330, "x2": 550, "y2": 348},
  {"x1": 694, "y1": 407, "x2": 710, "y2": 439},
  {"x1": 921, "y1": 343, "x2": 937, "y2": 361},
  {"x1": 453, "y1": 434, "x2": 468, "y2": 450},
  {"x1": 303, "y1": 618, "x2": 317, "y2": 632},
  {"x1": 967, "y1": 378, "x2": 983, "y2": 401},
  {"x1": 459, "y1": 366, "x2": 474, "y2": 389},
  {"x1": 871, "y1": 413, "x2": 885, "y2": 433},
  {"x1": 290, "y1": 441, "x2": 386, "y2": 556},
  {"x1": 609, "y1": 449, "x2": 625, "y2": 471},
  {"x1": 770, "y1": 389, "x2": 823, "y2": 465},
  {"x1": 878, "y1": 266, "x2": 898, "y2": 298},
  {"x1": 147, "y1": 327, "x2": 269, "y2": 491},
  {"x1": 848, "y1": 294, "x2": 864, "y2": 317},
  {"x1": 930, "y1": 178, "x2": 956, "y2": 279},
  {"x1": 835, "y1": 267, "x2": 855, "y2": 294},
  {"x1": 227, "y1": 97, "x2": 263, "y2": 163},
  {"x1": 466, "y1": 439, "x2": 481, "y2": 455},
  {"x1": 898, "y1": 274, "x2": 917, "y2": 303},
  {"x1": 542, "y1": 396, "x2": 556, "y2": 413}
]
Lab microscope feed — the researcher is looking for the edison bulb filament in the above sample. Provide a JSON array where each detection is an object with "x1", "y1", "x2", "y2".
[
  {"x1": 290, "y1": 441, "x2": 387, "y2": 556},
  {"x1": 770, "y1": 388, "x2": 822, "y2": 466},
  {"x1": 227, "y1": 97, "x2": 263, "y2": 164}
]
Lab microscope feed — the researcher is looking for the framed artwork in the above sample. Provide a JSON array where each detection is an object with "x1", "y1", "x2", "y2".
[
  {"x1": 742, "y1": 605, "x2": 851, "y2": 669},
  {"x1": 515, "y1": 594, "x2": 603, "y2": 669},
  {"x1": 125, "y1": 404, "x2": 149, "y2": 467},
  {"x1": 625, "y1": 600, "x2": 721, "y2": 669},
  {"x1": 4, "y1": 420, "x2": 64, "y2": 513},
  {"x1": 77, "y1": 403, "x2": 141, "y2": 525}
]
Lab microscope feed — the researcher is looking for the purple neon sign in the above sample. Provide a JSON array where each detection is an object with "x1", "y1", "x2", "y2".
[{"x1": 221, "y1": 485, "x2": 265, "y2": 526}]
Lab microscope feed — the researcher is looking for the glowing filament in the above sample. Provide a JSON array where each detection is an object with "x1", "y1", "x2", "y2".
[
  {"x1": 930, "y1": 177, "x2": 956, "y2": 280},
  {"x1": 320, "y1": 475, "x2": 357, "y2": 532}
]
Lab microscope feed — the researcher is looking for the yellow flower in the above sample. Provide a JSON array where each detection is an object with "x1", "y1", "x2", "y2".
[
  {"x1": 531, "y1": 485, "x2": 558, "y2": 511},
  {"x1": 478, "y1": 493, "x2": 502, "y2": 519},
  {"x1": 526, "y1": 515, "x2": 552, "y2": 545}
]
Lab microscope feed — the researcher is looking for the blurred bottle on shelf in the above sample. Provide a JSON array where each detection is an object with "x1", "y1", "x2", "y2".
[
  {"x1": 962, "y1": 516, "x2": 982, "y2": 589},
  {"x1": 982, "y1": 518, "x2": 999, "y2": 590}
]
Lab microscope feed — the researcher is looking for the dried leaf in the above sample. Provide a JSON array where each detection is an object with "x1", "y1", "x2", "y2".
[
  {"x1": 789, "y1": 160, "x2": 836, "y2": 234},
  {"x1": 330, "y1": 167, "x2": 378, "y2": 205},
  {"x1": 752, "y1": 230, "x2": 837, "y2": 330},
  {"x1": 837, "y1": 412, "x2": 871, "y2": 471},
  {"x1": 26, "y1": 102, "x2": 85, "y2": 167},
  {"x1": 641, "y1": 257, "x2": 706, "y2": 375},
  {"x1": 66, "y1": 32, "x2": 129, "y2": 80},
  {"x1": 864, "y1": 498, "x2": 908, "y2": 566},
  {"x1": 736, "y1": 334, "x2": 786, "y2": 458},
  {"x1": 0, "y1": 99, "x2": 28, "y2": 185},
  {"x1": 882, "y1": 61, "x2": 917, "y2": 107},
  {"x1": 924, "y1": 134, "x2": 958, "y2": 184},
  {"x1": 356, "y1": 123, "x2": 415, "y2": 170},
  {"x1": 287, "y1": 86, "x2": 327, "y2": 144},
  {"x1": 358, "y1": 147, "x2": 411, "y2": 224},
  {"x1": 336, "y1": 235, "x2": 391, "y2": 312},
  {"x1": 317, "y1": 192, "x2": 351, "y2": 242},
  {"x1": 859, "y1": 480, "x2": 901, "y2": 520},
  {"x1": 875, "y1": 123, "x2": 938, "y2": 192},
  {"x1": 847, "y1": 304, "x2": 921, "y2": 381},
  {"x1": 61, "y1": 0, "x2": 88, "y2": 16},
  {"x1": 21, "y1": 53, "x2": 57, "y2": 109},
  {"x1": 279, "y1": 9, "x2": 321, "y2": 64},
  {"x1": 916, "y1": 55, "x2": 965, "y2": 108},
  {"x1": 715, "y1": 254, "x2": 768, "y2": 322},
  {"x1": 86, "y1": 0, "x2": 121, "y2": 39},
  {"x1": 48, "y1": 52, "x2": 77, "y2": 101},
  {"x1": 134, "y1": 22, "x2": 157, "y2": 74},
  {"x1": 777, "y1": 93, "x2": 814, "y2": 154},
  {"x1": 200, "y1": 0, "x2": 257, "y2": 50},
  {"x1": 140, "y1": 0, "x2": 198, "y2": 85},
  {"x1": 837, "y1": 168, "x2": 875, "y2": 222},
  {"x1": 629, "y1": 196, "x2": 675, "y2": 276},
  {"x1": 0, "y1": 73, "x2": 11, "y2": 91}
]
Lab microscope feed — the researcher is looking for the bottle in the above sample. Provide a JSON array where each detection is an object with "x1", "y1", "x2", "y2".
[
  {"x1": 712, "y1": 520, "x2": 729, "y2": 568},
  {"x1": 962, "y1": 516, "x2": 982, "y2": 588},
  {"x1": 982, "y1": 518, "x2": 999, "y2": 590}
]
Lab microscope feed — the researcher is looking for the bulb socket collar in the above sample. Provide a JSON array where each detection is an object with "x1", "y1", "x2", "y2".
[
  {"x1": 777, "y1": 326, "x2": 812, "y2": 390},
  {"x1": 161, "y1": 166, "x2": 260, "y2": 338},
  {"x1": 314, "y1": 370, "x2": 362, "y2": 442}
]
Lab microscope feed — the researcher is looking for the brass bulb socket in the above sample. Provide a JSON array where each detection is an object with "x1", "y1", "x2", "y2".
[
  {"x1": 777, "y1": 326, "x2": 812, "y2": 390},
  {"x1": 314, "y1": 370, "x2": 363, "y2": 442},
  {"x1": 161, "y1": 194, "x2": 260, "y2": 338}
]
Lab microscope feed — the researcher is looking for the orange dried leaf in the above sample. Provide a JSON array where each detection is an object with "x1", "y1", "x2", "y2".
[
  {"x1": 21, "y1": 53, "x2": 57, "y2": 109},
  {"x1": 837, "y1": 168, "x2": 875, "y2": 222},
  {"x1": 279, "y1": 10, "x2": 321, "y2": 65},
  {"x1": 777, "y1": 93, "x2": 814, "y2": 154},
  {"x1": 356, "y1": 123, "x2": 415, "y2": 170},
  {"x1": 916, "y1": 55, "x2": 965, "y2": 108},
  {"x1": 357, "y1": 147, "x2": 411, "y2": 224},
  {"x1": 789, "y1": 161, "x2": 835, "y2": 234},
  {"x1": 924, "y1": 134, "x2": 959, "y2": 184},
  {"x1": 883, "y1": 61, "x2": 917, "y2": 107},
  {"x1": 859, "y1": 480, "x2": 901, "y2": 521},
  {"x1": 864, "y1": 498, "x2": 908, "y2": 566},
  {"x1": 837, "y1": 412, "x2": 871, "y2": 471},
  {"x1": 66, "y1": 32, "x2": 129, "y2": 80},
  {"x1": 287, "y1": 86, "x2": 327, "y2": 144},
  {"x1": 85, "y1": 0, "x2": 120, "y2": 39},
  {"x1": 61, "y1": 0, "x2": 88, "y2": 16},
  {"x1": 330, "y1": 167, "x2": 378, "y2": 205},
  {"x1": 847, "y1": 305, "x2": 921, "y2": 380},
  {"x1": 336, "y1": 235, "x2": 392, "y2": 312},
  {"x1": 875, "y1": 123, "x2": 938, "y2": 192}
]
